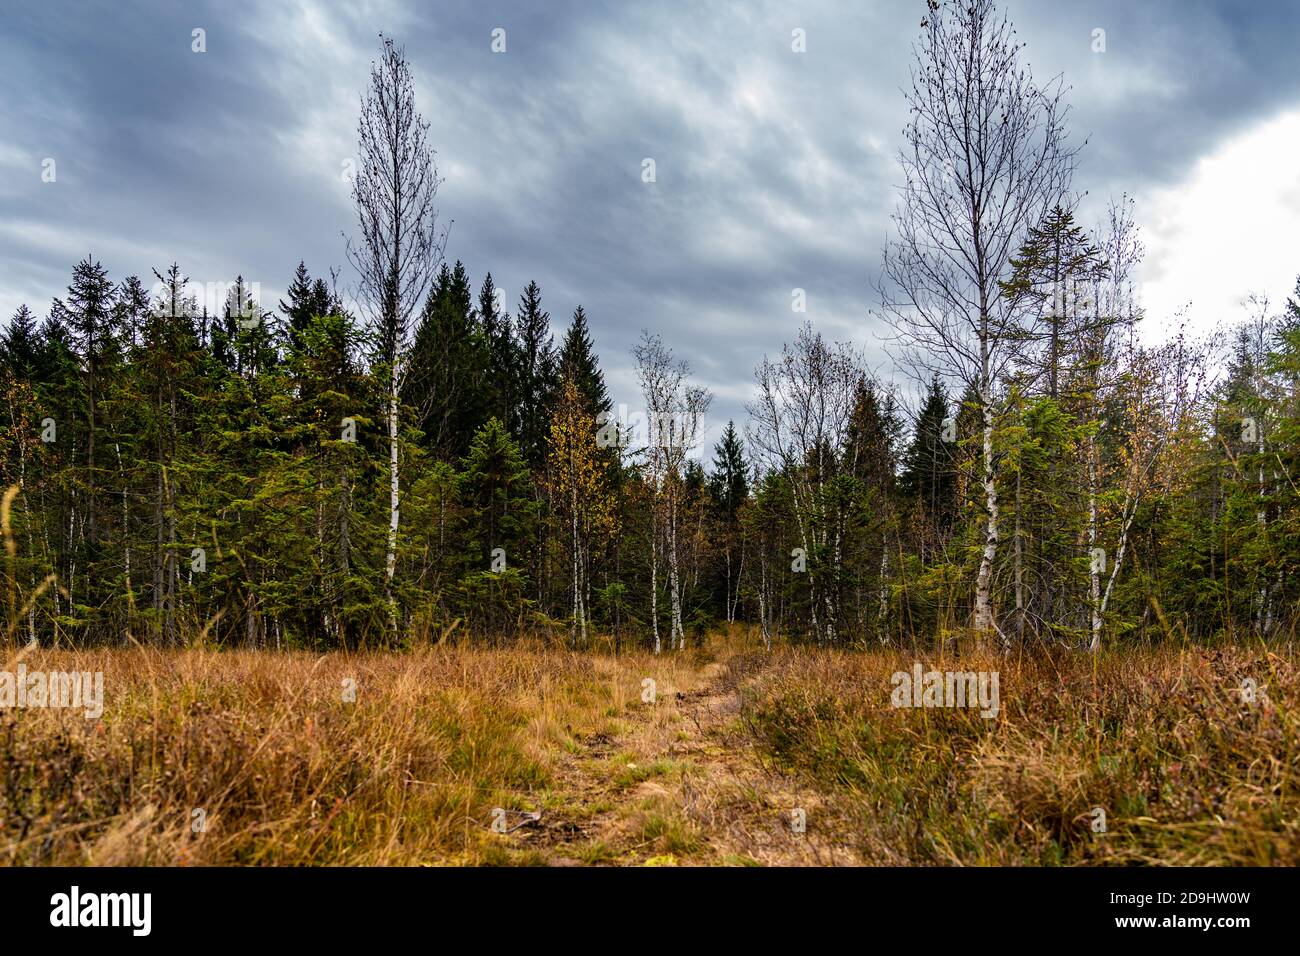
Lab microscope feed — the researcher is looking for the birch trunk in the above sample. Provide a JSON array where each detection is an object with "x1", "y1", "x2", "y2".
[
  {"x1": 973, "y1": 396, "x2": 1001, "y2": 642},
  {"x1": 385, "y1": 378, "x2": 399, "y2": 644}
]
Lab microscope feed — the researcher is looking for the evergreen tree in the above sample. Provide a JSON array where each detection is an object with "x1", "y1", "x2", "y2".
[
  {"x1": 708, "y1": 421, "x2": 749, "y2": 622},
  {"x1": 709, "y1": 421, "x2": 749, "y2": 515},
  {"x1": 405, "y1": 260, "x2": 490, "y2": 460},
  {"x1": 460, "y1": 416, "x2": 534, "y2": 568},
  {"x1": 478, "y1": 272, "x2": 518, "y2": 433},
  {"x1": 1002, "y1": 205, "x2": 1108, "y2": 400},
  {"x1": 845, "y1": 380, "x2": 900, "y2": 492},
  {"x1": 279, "y1": 261, "x2": 336, "y2": 355},
  {"x1": 61, "y1": 255, "x2": 119, "y2": 548},
  {"x1": 2, "y1": 305, "x2": 40, "y2": 379},
  {"x1": 455, "y1": 416, "x2": 538, "y2": 640},
  {"x1": 900, "y1": 377, "x2": 957, "y2": 542},
  {"x1": 514, "y1": 280, "x2": 558, "y2": 467},
  {"x1": 114, "y1": 276, "x2": 150, "y2": 351},
  {"x1": 558, "y1": 306, "x2": 611, "y2": 418},
  {"x1": 290, "y1": 307, "x2": 376, "y2": 648},
  {"x1": 280, "y1": 261, "x2": 314, "y2": 338},
  {"x1": 212, "y1": 276, "x2": 279, "y2": 378},
  {"x1": 135, "y1": 263, "x2": 205, "y2": 644}
]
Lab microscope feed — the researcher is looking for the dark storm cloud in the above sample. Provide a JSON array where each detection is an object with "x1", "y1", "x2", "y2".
[{"x1": 2, "y1": 0, "x2": 1298, "y2": 442}]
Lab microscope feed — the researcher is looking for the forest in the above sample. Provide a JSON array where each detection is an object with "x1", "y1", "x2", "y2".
[
  {"x1": 1, "y1": 2, "x2": 1298, "y2": 659},
  {"x1": 4, "y1": 239, "x2": 1297, "y2": 654}
]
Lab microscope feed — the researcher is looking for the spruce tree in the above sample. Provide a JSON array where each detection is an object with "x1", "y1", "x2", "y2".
[
  {"x1": 280, "y1": 261, "x2": 315, "y2": 339},
  {"x1": 900, "y1": 377, "x2": 957, "y2": 541},
  {"x1": 62, "y1": 256, "x2": 119, "y2": 552},
  {"x1": 2, "y1": 305, "x2": 40, "y2": 379},
  {"x1": 459, "y1": 416, "x2": 536, "y2": 576},
  {"x1": 708, "y1": 421, "x2": 749, "y2": 622},
  {"x1": 405, "y1": 260, "x2": 489, "y2": 460},
  {"x1": 709, "y1": 421, "x2": 749, "y2": 515},
  {"x1": 279, "y1": 262, "x2": 336, "y2": 355},
  {"x1": 514, "y1": 280, "x2": 558, "y2": 467},
  {"x1": 476, "y1": 272, "x2": 518, "y2": 437},
  {"x1": 114, "y1": 276, "x2": 150, "y2": 351},
  {"x1": 558, "y1": 306, "x2": 611, "y2": 418},
  {"x1": 1002, "y1": 205, "x2": 1107, "y2": 400}
]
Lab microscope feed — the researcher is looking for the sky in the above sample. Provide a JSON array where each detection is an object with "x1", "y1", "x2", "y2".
[{"x1": 2, "y1": 0, "x2": 1299, "y2": 449}]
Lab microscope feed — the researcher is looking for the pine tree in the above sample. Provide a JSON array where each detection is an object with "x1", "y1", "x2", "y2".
[
  {"x1": 478, "y1": 272, "x2": 518, "y2": 433},
  {"x1": 708, "y1": 421, "x2": 749, "y2": 622},
  {"x1": 558, "y1": 306, "x2": 611, "y2": 419},
  {"x1": 114, "y1": 276, "x2": 150, "y2": 351},
  {"x1": 405, "y1": 261, "x2": 490, "y2": 460},
  {"x1": 514, "y1": 280, "x2": 558, "y2": 467},
  {"x1": 1002, "y1": 205, "x2": 1107, "y2": 400},
  {"x1": 900, "y1": 377, "x2": 956, "y2": 546},
  {"x1": 2, "y1": 305, "x2": 40, "y2": 379}
]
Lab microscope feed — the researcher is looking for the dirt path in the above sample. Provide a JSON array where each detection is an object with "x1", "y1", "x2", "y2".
[{"x1": 510, "y1": 650, "x2": 864, "y2": 866}]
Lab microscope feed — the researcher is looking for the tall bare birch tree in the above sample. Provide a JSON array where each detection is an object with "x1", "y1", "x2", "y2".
[
  {"x1": 880, "y1": 0, "x2": 1076, "y2": 642},
  {"x1": 346, "y1": 36, "x2": 445, "y2": 643}
]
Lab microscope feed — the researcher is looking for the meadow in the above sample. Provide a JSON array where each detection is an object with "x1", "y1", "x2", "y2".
[{"x1": 3, "y1": 631, "x2": 1295, "y2": 866}]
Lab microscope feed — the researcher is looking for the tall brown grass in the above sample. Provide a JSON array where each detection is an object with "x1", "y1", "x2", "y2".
[
  {"x1": 2, "y1": 635, "x2": 1295, "y2": 865},
  {"x1": 737, "y1": 643, "x2": 1299, "y2": 864},
  {"x1": 0, "y1": 643, "x2": 693, "y2": 865}
]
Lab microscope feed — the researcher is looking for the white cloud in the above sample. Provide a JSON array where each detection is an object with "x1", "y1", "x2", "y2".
[{"x1": 1140, "y1": 108, "x2": 1300, "y2": 334}]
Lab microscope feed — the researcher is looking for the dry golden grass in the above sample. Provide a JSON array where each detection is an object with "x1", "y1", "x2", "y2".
[
  {"x1": 740, "y1": 643, "x2": 1300, "y2": 865},
  {"x1": 2, "y1": 633, "x2": 1295, "y2": 866},
  {"x1": 1, "y1": 641, "x2": 700, "y2": 865}
]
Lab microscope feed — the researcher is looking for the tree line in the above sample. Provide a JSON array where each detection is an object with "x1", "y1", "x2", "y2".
[{"x1": 2, "y1": 7, "x2": 1297, "y2": 651}]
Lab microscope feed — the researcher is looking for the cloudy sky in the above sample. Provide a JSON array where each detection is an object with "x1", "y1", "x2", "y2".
[{"x1": 3, "y1": 0, "x2": 1299, "y2": 444}]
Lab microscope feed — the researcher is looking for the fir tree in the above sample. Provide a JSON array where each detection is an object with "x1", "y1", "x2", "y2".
[
  {"x1": 405, "y1": 260, "x2": 489, "y2": 461},
  {"x1": 478, "y1": 272, "x2": 519, "y2": 437},
  {"x1": 514, "y1": 280, "x2": 558, "y2": 467},
  {"x1": 709, "y1": 421, "x2": 750, "y2": 623},
  {"x1": 2, "y1": 305, "x2": 40, "y2": 379},
  {"x1": 1002, "y1": 205, "x2": 1108, "y2": 400},
  {"x1": 558, "y1": 306, "x2": 611, "y2": 418},
  {"x1": 900, "y1": 377, "x2": 957, "y2": 542},
  {"x1": 459, "y1": 416, "x2": 536, "y2": 572}
]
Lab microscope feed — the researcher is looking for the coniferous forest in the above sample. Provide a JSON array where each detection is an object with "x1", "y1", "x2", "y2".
[
  {"x1": 5, "y1": 193, "x2": 1299, "y2": 652},
  {"x1": 2, "y1": 0, "x2": 1300, "y2": 890}
]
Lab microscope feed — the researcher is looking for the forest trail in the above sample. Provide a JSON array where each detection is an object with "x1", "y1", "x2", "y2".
[{"x1": 512, "y1": 648, "x2": 865, "y2": 866}]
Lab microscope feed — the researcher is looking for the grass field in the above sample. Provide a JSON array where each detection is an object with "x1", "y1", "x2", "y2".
[{"x1": 2, "y1": 631, "x2": 1296, "y2": 866}]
